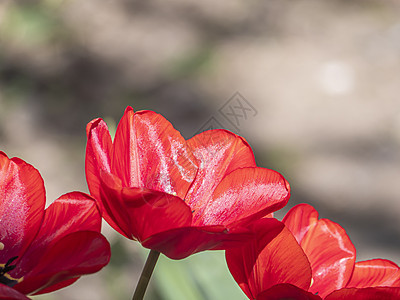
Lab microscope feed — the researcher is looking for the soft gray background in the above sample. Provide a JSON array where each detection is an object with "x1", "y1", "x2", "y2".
[{"x1": 1, "y1": 0, "x2": 400, "y2": 299}]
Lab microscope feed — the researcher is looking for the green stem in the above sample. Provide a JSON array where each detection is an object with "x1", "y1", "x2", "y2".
[{"x1": 132, "y1": 250, "x2": 160, "y2": 300}]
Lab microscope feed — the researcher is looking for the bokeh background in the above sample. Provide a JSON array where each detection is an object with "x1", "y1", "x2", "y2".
[{"x1": 1, "y1": 0, "x2": 400, "y2": 299}]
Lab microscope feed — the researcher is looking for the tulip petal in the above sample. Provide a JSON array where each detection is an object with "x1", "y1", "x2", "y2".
[
  {"x1": 282, "y1": 203, "x2": 319, "y2": 244},
  {"x1": 32, "y1": 278, "x2": 79, "y2": 295},
  {"x1": 226, "y1": 219, "x2": 312, "y2": 299},
  {"x1": 282, "y1": 204, "x2": 356, "y2": 297},
  {"x1": 14, "y1": 231, "x2": 110, "y2": 295},
  {"x1": 111, "y1": 107, "x2": 197, "y2": 198},
  {"x1": 188, "y1": 129, "x2": 255, "y2": 173},
  {"x1": 99, "y1": 170, "x2": 193, "y2": 242},
  {"x1": 122, "y1": 187, "x2": 193, "y2": 242},
  {"x1": 186, "y1": 130, "x2": 256, "y2": 220},
  {"x1": 300, "y1": 219, "x2": 356, "y2": 297},
  {"x1": 85, "y1": 118, "x2": 120, "y2": 230},
  {"x1": 142, "y1": 224, "x2": 252, "y2": 260},
  {"x1": 0, "y1": 152, "x2": 45, "y2": 261},
  {"x1": 0, "y1": 284, "x2": 29, "y2": 300},
  {"x1": 257, "y1": 284, "x2": 322, "y2": 300},
  {"x1": 325, "y1": 287, "x2": 400, "y2": 300},
  {"x1": 97, "y1": 171, "x2": 133, "y2": 238},
  {"x1": 11, "y1": 192, "x2": 102, "y2": 278},
  {"x1": 38, "y1": 192, "x2": 101, "y2": 238},
  {"x1": 347, "y1": 259, "x2": 400, "y2": 288},
  {"x1": 193, "y1": 167, "x2": 290, "y2": 227},
  {"x1": 85, "y1": 118, "x2": 113, "y2": 197}
]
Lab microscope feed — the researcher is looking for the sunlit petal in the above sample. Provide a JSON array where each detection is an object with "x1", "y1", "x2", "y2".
[
  {"x1": 194, "y1": 168, "x2": 290, "y2": 227},
  {"x1": 347, "y1": 259, "x2": 400, "y2": 288},
  {"x1": 226, "y1": 219, "x2": 311, "y2": 298},
  {"x1": 12, "y1": 192, "x2": 101, "y2": 277},
  {"x1": 325, "y1": 286, "x2": 400, "y2": 299},
  {"x1": 112, "y1": 107, "x2": 197, "y2": 198},
  {"x1": 186, "y1": 129, "x2": 256, "y2": 217},
  {"x1": 85, "y1": 118, "x2": 117, "y2": 229},
  {"x1": 282, "y1": 203, "x2": 319, "y2": 244},
  {"x1": 0, "y1": 152, "x2": 45, "y2": 261},
  {"x1": 301, "y1": 219, "x2": 355, "y2": 297}
]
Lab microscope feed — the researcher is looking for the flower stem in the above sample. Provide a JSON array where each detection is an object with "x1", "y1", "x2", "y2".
[{"x1": 132, "y1": 250, "x2": 160, "y2": 300}]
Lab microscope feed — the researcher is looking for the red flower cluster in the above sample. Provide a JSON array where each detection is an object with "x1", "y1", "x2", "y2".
[
  {"x1": 226, "y1": 204, "x2": 400, "y2": 299},
  {"x1": 2, "y1": 105, "x2": 398, "y2": 299},
  {"x1": 0, "y1": 152, "x2": 111, "y2": 299},
  {"x1": 85, "y1": 106, "x2": 291, "y2": 259},
  {"x1": 85, "y1": 107, "x2": 400, "y2": 298}
]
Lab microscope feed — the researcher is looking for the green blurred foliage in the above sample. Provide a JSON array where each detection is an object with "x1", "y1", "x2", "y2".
[
  {"x1": 0, "y1": 2, "x2": 65, "y2": 46},
  {"x1": 166, "y1": 46, "x2": 216, "y2": 80},
  {"x1": 153, "y1": 250, "x2": 243, "y2": 300}
]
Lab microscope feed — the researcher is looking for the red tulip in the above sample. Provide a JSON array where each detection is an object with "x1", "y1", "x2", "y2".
[
  {"x1": 0, "y1": 152, "x2": 111, "y2": 299},
  {"x1": 226, "y1": 204, "x2": 400, "y2": 299},
  {"x1": 85, "y1": 106, "x2": 290, "y2": 259}
]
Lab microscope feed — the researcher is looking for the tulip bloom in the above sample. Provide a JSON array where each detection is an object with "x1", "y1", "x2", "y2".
[
  {"x1": 0, "y1": 152, "x2": 111, "y2": 299},
  {"x1": 85, "y1": 106, "x2": 290, "y2": 259},
  {"x1": 226, "y1": 204, "x2": 400, "y2": 299}
]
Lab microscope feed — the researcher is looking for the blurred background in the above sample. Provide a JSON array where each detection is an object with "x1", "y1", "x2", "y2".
[{"x1": 1, "y1": 0, "x2": 400, "y2": 299}]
